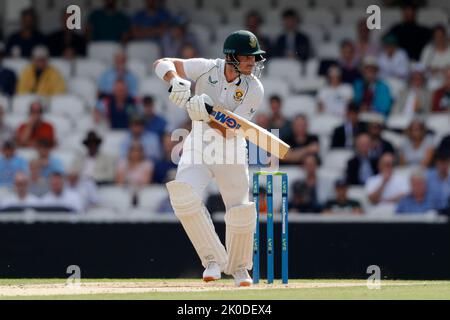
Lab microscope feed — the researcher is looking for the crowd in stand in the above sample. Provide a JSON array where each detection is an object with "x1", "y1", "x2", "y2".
[{"x1": 0, "y1": 0, "x2": 449, "y2": 215}]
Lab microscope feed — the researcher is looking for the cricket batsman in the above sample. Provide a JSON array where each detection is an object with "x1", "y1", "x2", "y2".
[{"x1": 153, "y1": 30, "x2": 265, "y2": 286}]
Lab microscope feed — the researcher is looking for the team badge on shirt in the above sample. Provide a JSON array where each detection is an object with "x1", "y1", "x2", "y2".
[{"x1": 233, "y1": 88, "x2": 244, "y2": 102}]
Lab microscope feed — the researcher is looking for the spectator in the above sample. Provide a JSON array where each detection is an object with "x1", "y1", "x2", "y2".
[
  {"x1": 131, "y1": 0, "x2": 171, "y2": 41},
  {"x1": 322, "y1": 179, "x2": 363, "y2": 215},
  {"x1": 120, "y1": 115, "x2": 162, "y2": 161},
  {"x1": 397, "y1": 170, "x2": 436, "y2": 214},
  {"x1": 98, "y1": 49, "x2": 138, "y2": 98},
  {"x1": 302, "y1": 154, "x2": 329, "y2": 209},
  {"x1": 71, "y1": 131, "x2": 116, "y2": 184},
  {"x1": 267, "y1": 95, "x2": 291, "y2": 142},
  {"x1": 431, "y1": 67, "x2": 450, "y2": 113},
  {"x1": 399, "y1": 119, "x2": 435, "y2": 167},
  {"x1": 288, "y1": 180, "x2": 321, "y2": 213},
  {"x1": 244, "y1": 10, "x2": 272, "y2": 58},
  {"x1": 153, "y1": 133, "x2": 178, "y2": 184},
  {"x1": 161, "y1": 16, "x2": 201, "y2": 58},
  {"x1": 437, "y1": 134, "x2": 450, "y2": 157},
  {"x1": 116, "y1": 141, "x2": 154, "y2": 190},
  {"x1": 87, "y1": 0, "x2": 130, "y2": 42},
  {"x1": 0, "y1": 140, "x2": 29, "y2": 188},
  {"x1": 0, "y1": 43, "x2": 17, "y2": 96},
  {"x1": 378, "y1": 34, "x2": 410, "y2": 80},
  {"x1": 47, "y1": 10, "x2": 87, "y2": 58},
  {"x1": 1, "y1": 172, "x2": 39, "y2": 209},
  {"x1": 28, "y1": 158, "x2": 49, "y2": 197},
  {"x1": 317, "y1": 66, "x2": 354, "y2": 117},
  {"x1": 392, "y1": 63, "x2": 431, "y2": 115},
  {"x1": 0, "y1": 104, "x2": 14, "y2": 146},
  {"x1": 387, "y1": 3, "x2": 431, "y2": 61},
  {"x1": 180, "y1": 43, "x2": 198, "y2": 59},
  {"x1": 353, "y1": 56, "x2": 393, "y2": 117},
  {"x1": 354, "y1": 19, "x2": 380, "y2": 64},
  {"x1": 426, "y1": 153, "x2": 450, "y2": 211},
  {"x1": 5, "y1": 8, "x2": 46, "y2": 58},
  {"x1": 141, "y1": 96, "x2": 167, "y2": 141},
  {"x1": 16, "y1": 101, "x2": 55, "y2": 148},
  {"x1": 346, "y1": 133, "x2": 378, "y2": 186},
  {"x1": 34, "y1": 139, "x2": 64, "y2": 179},
  {"x1": 363, "y1": 113, "x2": 395, "y2": 161},
  {"x1": 16, "y1": 46, "x2": 66, "y2": 97},
  {"x1": 365, "y1": 153, "x2": 409, "y2": 213},
  {"x1": 420, "y1": 25, "x2": 450, "y2": 78},
  {"x1": 331, "y1": 103, "x2": 366, "y2": 149},
  {"x1": 67, "y1": 168, "x2": 100, "y2": 211},
  {"x1": 95, "y1": 80, "x2": 139, "y2": 129},
  {"x1": 41, "y1": 171, "x2": 83, "y2": 212},
  {"x1": 283, "y1": 114, "x2": 319, "y2": 165},
  {"x1": 273, "y1": 9, "x2": 312, "y2": 61},
  {"x1": 338, "y1": 40, "x2": 362, "y2": 84}
]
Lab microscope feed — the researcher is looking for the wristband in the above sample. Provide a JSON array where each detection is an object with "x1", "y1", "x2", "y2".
[{"x1": 155, "y1": 59, "x2": 176, "y2": 81}]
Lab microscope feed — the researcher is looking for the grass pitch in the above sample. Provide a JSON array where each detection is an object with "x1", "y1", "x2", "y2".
[{"x1": 0, "y1": 279, "x2": 449, "y2": 300}]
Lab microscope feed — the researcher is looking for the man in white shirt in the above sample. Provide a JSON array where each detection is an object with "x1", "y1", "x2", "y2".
[
  {"x1": 41, "y1": 171, "x2": 83, "y2": 213},
  {"x1": 153, "y1": 30, "x2": 265, "y2": 286},
  {"x1": 1, "y1": 172, "x2": 39, "y2": 209},
  {"x1": 378, "y1": 34, "x2": 410, "y2": 80}
]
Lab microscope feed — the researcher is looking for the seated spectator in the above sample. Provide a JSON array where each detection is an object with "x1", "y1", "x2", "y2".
[
  {"x1": 98, "y1": 49, "x2": 138, "y2": 98},
  {"x1": 161, "y1": 16, "x2": 201, "y2": 58},
  {"x1": 354, "y1": 56, "x2": 393, "y2": 117},
  {"x1": 363, "y1": 113, "x2": 395, "y2": 161},
  {"x1": 116, "y1": 141, "x2": 154, "y2": 190},
  {"x1": 267, "y1": 95, "x2": 291, "y2": 142},
  {"x1": 16, "y1": 101, "x2": 55, "y2": 147},
  {"x1": 283, "y1": 114, "x2": 319, "y2": 165},
  {"x1": 67, "y1": 168, "x2": 100, "y2": 211},
  {"x1": 5, "y1": 8, "x2": 46, "y2": 58},
  {"x1": 426, "y1": 153, "x2": 450, "y2": 211},
  {"x1": 437, "y1": 134, "x2": 450, "y2": 157},
  {"x1": 273, "y1": 9, "x2": 312, "y2": 61},
  {"x1": 387, "y1": 3, "x2": 431, "y2": 61},
  {"x1": 322, "y1": 179, "x2": 363, "y2": 215},
  {"x1": 244, "y1": 10, "x2": 272, "y2": 58},
  {"x1": 378, "y1": 34, "x2": 410, "y2": 80},
  {"x1": 317, "y1": 66, "x2": 354, "y2": 117},
  {"x1": 397, "y1": 170, "x2": 436, "y2": 214},
  {"x1": 354, "y1": 19, "x2": 380, "y2": 64},
  {"x1": 153, "y1": 133, "x2": 178, "y2": 184},
  {"x1": 331, "y1": 103, "x2": 366, "y2": 149},
  {"x1": 0, "y1": 104, "x2": 14, "y2": 146},
  {"x1": 346, "y1": 133, "x2": 378, "y2": 186},
  {"x1": 431, "y1": 67, "x2": 450, "y2": 113},
  {"x1": 28, "y1": 158, "x2": 49, "y2": 197},
  {"x1": 41, "y1": 171, "x2": 83, "y2": 212},
  {"x1": 34, "y1": 139, "x2": 63, "y2": 178},
  {"x1": 180, "y1": 43, "x2": 198, "y2": 59},
  {"x1": 87, "y1": 0, "x2": 130, "y2": 42},
  {"x1": 288, "y1": 180, "x2": 321, "y2": 214},
  {"x1": 95, "y1": 80, "x2": 139, "y2": 129},
  {"x1": 131, "y1": 0, "x2": 171, "y2": 41},
  {"x1": 420, "y1": 25, "x2": 450, "y2": 79},
  {"x1": 120, "y1": 115, "x2": 162, "y2": 161},
  {"x1": 338, "y1": 40, "x2": 362, "y2": 84},
  {"x1": 16, "y1": 46, "x2": 66, "y2": 97},
  {"x1": 366, "y1": 153, "x2": 409, "y2": 213},
  {"x1": 1, "y1": 172, "x2": 39, "y2": 209},
  {"x1": 399, "y1": 119, "x2": 435, "y2": 167},
  {"x1": 0, "y1": 43, "x2": 17, "y2": 96},
  {"x1": 71, "y1": 131, "x2": 116, "y2": 184},
  {"x1": 47, "y1": 10, "x2": 86, "y2": 58},
  {"x1": 392, "y1": 63, "x2": 431, "y2": 115},
  {"x1": 0, "y1": 140, "x2": 29, "y2": 188},
  {"x1": 141, "y1": 96, "x2": 167, "y2": 141}
]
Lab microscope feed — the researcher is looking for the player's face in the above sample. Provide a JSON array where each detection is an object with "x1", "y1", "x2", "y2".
[{"x1": 237, "y1": 55, "x2": 255, "y2": 75}]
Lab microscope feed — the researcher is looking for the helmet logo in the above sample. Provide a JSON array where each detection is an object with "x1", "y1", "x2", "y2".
[
  {"x1": 234, "y1": 88, "x2": 244, "y2": 102},
  {"x1": 249, "y1": 35, "x2": 257, "y2": 48}
]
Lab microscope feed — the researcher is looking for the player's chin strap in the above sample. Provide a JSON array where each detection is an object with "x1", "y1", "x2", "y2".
[{"x1": 225, "y1": 54, "x2": 266, "y2": 79}]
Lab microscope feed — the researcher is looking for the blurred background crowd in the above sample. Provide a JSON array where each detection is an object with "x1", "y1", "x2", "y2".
[{"x1": 0, "y1": 0, "x2": 449, "y2": 216}]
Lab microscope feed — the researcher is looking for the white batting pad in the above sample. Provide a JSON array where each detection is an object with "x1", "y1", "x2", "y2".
[{"x1": 166, "y1": 181, "x2": 228, "y2": 270}]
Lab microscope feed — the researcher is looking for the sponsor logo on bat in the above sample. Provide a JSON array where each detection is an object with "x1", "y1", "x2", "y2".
[{"x1": 211, "y1": 111, "x2": 242, "y2": 129}]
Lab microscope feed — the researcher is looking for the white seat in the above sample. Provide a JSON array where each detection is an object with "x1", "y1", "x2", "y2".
[
  {"x1": 386, "y1": 114, "x2": 413, "y2": 131},
  {"x1": 283, "y1": 95, "x2": 317, "y2": 118},
  {"x1": 266, "y1": 58, "x2": 302, "y2": 81},
  {"x1": 52, "y1": 149, "x2": 76, "y2": 172},
  {"x1": 0, "y1": 95, "x2": 9, "y2": 110},
  {"x1": 315, "y1": 0, "x2": 348, "y2": 10},
  {"x1": 239, "y1": 0, "x2": 273, "y2": 11},
  {"x1": 68, "y1": 77, "x2": 98, "y2": 108},
  {"x1": 347, "y1": 186, "x2": 370, "y2": 213},
  {"x1": 98, "y1": 186, "x2": 131, "y2": 211},
  {"x1": 16, "y1": 148, "x2": 38, "y2": 162},
  {"x1": 328, "y1": 25, "x2": 357, "y2": 43},
  {"x1": 323, "y1": 149, "x2": 354, "y2": 172},
  {"x1": 137, "y1": 186, "x2": 170, "y2": 212},
  {"x1": 301, "y1": 24, "x2": 325, "y2": 48},
  {"x1": 49, "y1": 58, "x2": 72, "y2": 80},
  {"x1": 215, "y1": 24, "x2": 243, "y2": 44},
  {"x1": 4, "y1": 114, "x2": 25, "y2": 130},
  {"x1": 317, "y1": 167, "x2": 343, "y2": 203},
  {"x1": 11, "y1": 95, "x2": 40, "y2": 115},
  {"x1": 304, "y1": 59, "x2": 320, "y2": 77},
  {"x1": 49, "y1": 95, "x2": 86, "y2": 121},
  {"x1": 309, "y1": 114, "x2": 343, "y2": 136},
  {"x1": 126, "y1": 41, "x2": 161, "y2": 64},
  {"x1": 190, "y1": 24, "x2": 213, "y2": 55},
  {"x1": 350, "y1": 0, "x2": 384, "y2": 7},
  {"x1": 259, "y1": 24, "x2": 283, "y2": 42},
  {"x1": 59, "y1": 131, "x2": 85, "y2": 153},
  {"x1": 428, "y1": 0, "x2": 450, "y2": 10},
  {"x1": 426, "y1": 114, "x2": 450, "y2": 136},
  {"x1": 382, "y1": 9, "x2": 403, "y2": 29},
  {"x1": 139, "y1": 76, "x2": 169, "y2": 98},
  {"x1": 44, "y1": 114, "x2": 73, "y2": 144},
  {"x1": 100, "y1": 130, "x2": 128, "y2": 158},
  {"x1": 291, "y1": 76, "x2": 326, "y2": 93},
  {"x1": 2, "y1": 58, "x2": 28, "y2": 76},
  {"x1": 385, "y1": 77, "x2": 406, "y2": 100},
  {"x1": 277, "y1": 0, "x2": 310, "y2": 10},
  {"x1": 127, "y1": 59, "x2": 149, "y2": 82},
  {"x1": 302, "y1": 10, "x2": 336, "y2": 28},
  {"x1": 418, "y1": 9, "x2": 448, "y2": 27},
  {"x1": 382, "y1": 130, "x2": 405, "y2": 150},
  {"x1": 260, "y1": 77, "x2": 291, "y2": 99},
  {"x1": 339, "y1": 9, "x2": 367, "y2": 26},
  {"x1": 87, "y1": 42, "x2": 121, "y2": 65},
  {"x1": 75, "y1": 58, "x2": 108, "y2": 81},
  {"x1": 190, "y1": 9, "x2": 224, "y2": 27},
  {"x1": 166, "y1": 0, "x2": 198, "y2": 15},
  {"x1": 317, "y1": 42, "x2": 340, "y2": 60},
  {"x1": 224, "y1": 9, "x2": 247, "y2": 25}
]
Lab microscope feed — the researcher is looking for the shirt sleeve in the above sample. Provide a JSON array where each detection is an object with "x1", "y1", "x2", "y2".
[
  {"x1": 233, "y1": 80, "x2": 264, "y2": 121},
  {"x1": 182, "y1": 58, "x2": 216, "y2": 81}
]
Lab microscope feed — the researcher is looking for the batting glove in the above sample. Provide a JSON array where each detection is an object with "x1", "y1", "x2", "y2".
[
  {"x1": 169, "y1": 76, "x2": 191, "y2": 108},
  {"x1": 186, "y1": 94, "x2": 212, "y2": 122}
]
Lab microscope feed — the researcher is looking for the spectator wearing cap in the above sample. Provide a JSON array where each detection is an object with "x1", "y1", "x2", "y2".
[
  {"x1": 0, "y1": 43, "x2": 17, "y2": 96},
  {"x1": 399, "y1": 119, "x2": 435, "y2": 167},
  {"x1": 1, "y1": 172, "x2": 39, "y2": 209},
  {"x1": 0, "y1": 140, "x2": 29, "y2": 188},
  {"x1": 426, "y1": 153, "x2": 450, "y2": 211},
  {"x1": 322, "y1": 179, "x2": 363, "y2": 215},
  {"x1": 346, "y1": 133, "x2": 378, "y2": 186},
  {"x1": 5, "y1": 8, "x2": 46, "y2": 58},
  {"x1": 338, "y1": 40, "x2": 362, "y2": 84},
  {"x1": 71, "y1": 131, "x2": 116, "y2": 184},
  {"x1": 16, "y1": 101, "x2": 55, "y2": 148},
  {"x1": 317, "y1": 66, "x2": 354, "y2": 117},
  {"x1": 116, "y1": 141, "x2": 154, "y2": 190},
  {"x1": 420, "y1": 25, "x2": 450, "y2": 77},
  {"x1": 267, "y1": 95, "x2": 291, "y2": 142},
  {"x1": 16, "y1": 46, "x2": 66, "y2": 97},
  {"x1": 153, "y1": 133, "x2": 178, "y2": 184},
  {"x1": 141, "y1": 96, "x2": 167, "y2": 140},
  {"x1": 396, "y1": 170, "x2": 436, "y2": 214},
  {"x1": 0, "y1": 104, "x2": 14, "y2": 147},
  {"x1": 161, "y1": 16, "x2": 201, "y2": 58},
  {"x1": 95, "y1": 79, "x2": 139, "y2": 129},
  {"x1": 131, "y1": 0, "x2": 171, "y2": 41},
  {"x1": 288, "y1": 180, "x2": 321, "y2": 214},
  {"x1": 392, "y1": 63, "x2": 431, "y2": 115},
  {"x1": 244, "y1": 10, "x2": 272, "y2": 59},
  {"x1": 120, "y1": 115, "x2": 162, "y2": 162},
  {"x1": 33, "y1": 139, "x2": 64, "y2": 179},
  {"x1": 273, "y1": 9, "x2": 312, "y2": 61},
  {"x1": 353, "y1": 56, "x2": 393, "y2": 117},
  {"x1": 354, "y1": 19, "x2": 380, "y2": 64},
  {"x1": 98, "y1": 49, "x2": 138, "y2": 98},
  {"x1": 331, "y1": 102, "x2": 366, "y2": 149},
  {"x1": 87, "y1": 0, "x2": 130, "y2": 42},
  {"x1": 363, "y1": 113, "x2": 395, "y2": 161},
  {"x1": 66, "y1": 167, "x2": 100, "y2": 211},
  {"x1": 378, "y1": 34, "x2": 410, "y2": 80},
  {"x1": 431, "y1": 67, "x2": 450, "y2": 113},
  {"x1": 40, "y1": 171, "x2": 83, "y2": 213},
  {"x1": 28, "y1": 158, "x2": 49, "y2": 197}
]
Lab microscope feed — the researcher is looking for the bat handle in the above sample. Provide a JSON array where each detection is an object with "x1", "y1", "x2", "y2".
[{"x1": 168, "y1": 86, "x2": 214, "y2": 115}]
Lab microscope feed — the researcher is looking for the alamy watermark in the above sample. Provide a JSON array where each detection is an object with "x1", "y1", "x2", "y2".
[{"x1": 366, "y1": 265, "x2": 381, "y2": 289}]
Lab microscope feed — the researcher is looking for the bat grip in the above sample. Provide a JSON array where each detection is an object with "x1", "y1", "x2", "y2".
[{"x1": 168, "y1": 86, "x2": 213, "y2": 115}]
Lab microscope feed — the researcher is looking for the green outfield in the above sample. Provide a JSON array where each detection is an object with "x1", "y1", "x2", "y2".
[{"x1": 0, "y1": 279, "x2": 449, "y2": 300}]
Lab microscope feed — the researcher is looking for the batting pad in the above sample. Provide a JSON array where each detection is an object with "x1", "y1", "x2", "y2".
[
  {"x1": 166, "y1": 181, "x2": 228, "y2": 270},
  {"x1": 223, "y1": 203, "x2": 257, "y2": 275}
]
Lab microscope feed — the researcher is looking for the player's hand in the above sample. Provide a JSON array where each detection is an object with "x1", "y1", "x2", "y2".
[
  {"x1": 169, "y1": 76, "x2": 191, "y2": 108},
  {"x1": 186, "y1": 94, "x2": 212, "y2": 122}
]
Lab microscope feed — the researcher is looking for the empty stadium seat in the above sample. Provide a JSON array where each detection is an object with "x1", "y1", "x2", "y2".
[
  {"x1": 322, "y1": 149, "x2": 353, "y2": 172},
  {"x1": 328, "y1": 25, "x2": 357, "y2": 43},
  {"x1": 49, "y1": 58, "x2": 72, "y2": 80},
  {"x1": 88, "y1": 42, "x2": 121, "y2": 64},
  {"x1": 266, "y1": 58, "x2": 302, "y2": 81},
  {"x1": 75, "y1": 58, "x2": 108, "y2": 81},
  {"x1": 260, "y1": 77, "x2": 291, "y2": 99},
  {"x1": 302, "y1": 9, "x2": 336, "y2": 28},
  {"x1": 309, "y1": 114, "x2": 343, "y2": 136},
  {"x1": 137, "y1": 186, "x2": 170, "y2": 212},
  {"x1": 139, "y1": 76, "x2": 169, "y2": 98},
  {"x1": 386, "y1": 114, "x2": 412, "y2": 131},
  {"x1": 98, "y1": 186, "x2": 132, "y2": 211},
  {"x1": 2, "y1": 58, "x2": 28, "y2": 77},
  {"x1": 283, "y1": 95, "x2": 317, "y2": 118},
  {"x1": 166, "y1": 0, "x2": 199, "y2": 15},
  {"x1": 49, "y1": 95, "x2": 86, "y2": 121},
  {"x1": 277, "y1": 0, "x2": 310, "y2": 11},
  {"x1": 53, "y1": 149, "x2": 76, "y2": 172},
  {"x1": 190, "y1": 9, "x2": 224, "y2": 27},
  {"x1": 426, "y1": 114, "x2": 450, "y2": 136},
  {"x1": 15, "y1": 148, "x2": 38, "y2": 162},
  {"x1": 315, "y1": 0, "x2": 349, "y2": 10},
  {"x1": 68, "y1": 77, "x2": 98, "y2": 108},
  {"x1": 239, "y1": 0, "x2": 273, "y2": 11},
  {"x1": 0, "y1": 95, "x2": 9, "y2": 110},
  {"x1": 347, "y1": 186, "x2": 371, "y2": 213},
  {"x1": 317, "y1": 42, "x2": 340, "y2": 60},
  {"x1": 100, "y1": 130, "x2": 128, "y2": 158},
  {"x1": 382, "y1": 130, "x2": 405, "y2": 150},
  {"x1": 59, "y1": 132, "x2": 85, "y2": 153},
  {"x1": 338, "y1": 9, "x2": 367, "y2": 26},
  {"x1": 127, "y1": 59, "x2": 149, "y2": 82},
  {"x1": 418, "y1": 9, "x2": 448, "y2": 27},
  {"x1": 126, "y1": 41, "x2": 161, "y2": 64},
  {"x1": 301, "y1": 24, "x2": 326, "y2": 48},
  {"x1": 11, "y1": 95, "x2": 40, "y2": 115},
  {"x1": 4, "y1": 114, "x2": 25, "y2": 130},
  {"x1": 224, "y1": 8, "x2": 247, "y2": 25},
  {"x1": 45, "y1": 114, "x2": 73, "y2": 144},
  {"x1": 385, "y1": 77, "x2": 406, "y2": 100},
  {"x1": 291, "y1": 76, "x2": 326, "y2": 93},
  {"x1": 304, "y1": 59, "x2": 320, "y2": 77},
  {"x1": 349, "y1": 0, "x2": 384, "y2": 8}
]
